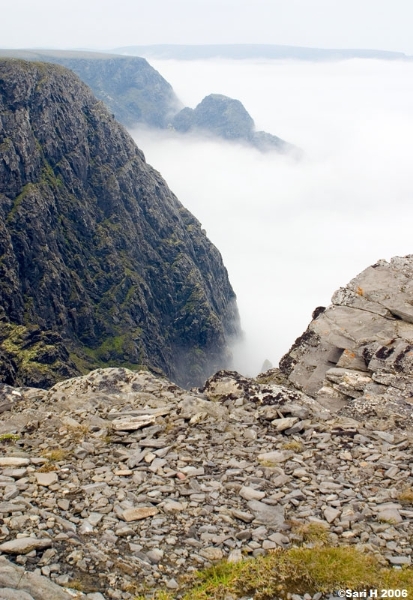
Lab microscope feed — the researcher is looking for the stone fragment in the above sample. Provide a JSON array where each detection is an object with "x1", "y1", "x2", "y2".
[
  {"x1": 247, "y1": 500, "x2": 284, "y2": 526},
  {"x1": 257, "y1": 451, "x2": 288, "y2": 464},
  {"x1": 385, "y1": 555, "x2": 411, "y2": 565},
  {"x1": 0, "y1": 538, "x2": 52, "y2": 554},
  {"x1": 377, "y1": 509, "x2": 403, "y2": 524},
  {"x1": 163, "y1": 501, "x2": 185, "y2": 513},
  {"x1": 239, "y1": 486, "x2": 266, "y2": 501},
  {"x1": 199, "y1": 547, "x2": 224, "y2": 561},
  {"x1": 179, "y1": 397, "x2": 228, "y2": 420},
  {"x1": 227, "y1": 548, "x2": 243, "y2": 563},
  {"x1": 231, "y1": 509, "x2": 254, "y2": 523},
  {"x1": 324, "y1": 507, "x2": 341, "y2": 523},
  {"x1": 111, "y1": 415, "x2": 155, "y2": 430},
  {"x1": 271, "y1": 417, "x2": 298, "y2": 431},
  {"x1": 88, "y1": 513, "x2": 104, "y2": 526},
  {"x1": 0, "y1": 557, "x2": 72, "y2": 599},
  {"x1": 166, "y1": 579, "x2": 179, "y2": 589},
  {"x1": 0, "y1": 588, "x2": 35, "y2": 600},
  {"x1": 146, "y1": 549, "x2": 164, "y2": 563},
  {"x1": 34, "y1": 472, "x2": 58, "y2": 486},
  {"x1": 0, "y1": 458, "x2": 29, "y2": 467},
  {"x1": 79, "y1": 520, "x2": 94, "y2": 534},
  {"x1": 374, "y1": 431, "x2": 394, "y2": 443},
  {"x1": 122, "y1": 507, "x2": 158, "y2": 522}
]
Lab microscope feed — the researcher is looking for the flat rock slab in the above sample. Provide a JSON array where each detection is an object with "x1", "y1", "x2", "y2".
[
  {"x1": 0, "y1": 589, "x2": 35, "y2": 600},
  {"x1": 0, "y1": 503, "x2": 26, "y2": 514},
  {"x1": 0, "y1": 557, "x2": 71, "y2": 600},
  {"x1": 239, "y1": 486, "x2": 266, "y2": 501},
  {"x1": 247, "y1": 500, "x2": 285, "y2": 526},
  {"x1": 231, "y1": 509, "x2": 254, "y2": 523},
  {"x1": 271, "y1": 417, "x2": 299, "y2": 431},
  {"x1": 324, "y1": 507, "x2": 341, "y2": 523},
  {"x1": 377, "y1": 508, "x2": 403, "y2": 524},
  {"x1": 257, "y1": 451, "x2": 289, "y2": 464},
  {"x1": 163, "y1": 501, "x2": 185, "y2": 513},
  {"x1": 122, "y1": 507, "x2": 159, "y2": 522},
  {"x1": 0, "y1": 458, "x2": 29, "y2": 467},
  {"x1": 35, "y1": 472, "x2": 58, "y2": 486},
  {"x1": 111, "y1": 415, "x2": 156, "y2": 431},
  {"x1": 0, "y1": 537, "x2": 52, "y2": 554},
  {"x1": 199, "y1": 547, "x2": 224, "y2": 561}
]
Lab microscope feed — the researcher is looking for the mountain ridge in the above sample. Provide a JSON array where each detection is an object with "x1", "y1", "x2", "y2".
[{"x1": 0, "y1": 49, "x2": 295, "y2": 153}]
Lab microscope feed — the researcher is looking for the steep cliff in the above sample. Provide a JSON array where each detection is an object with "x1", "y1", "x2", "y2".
[{"x1": 0, "y1": 59, "x2": 239, "y2": 388}]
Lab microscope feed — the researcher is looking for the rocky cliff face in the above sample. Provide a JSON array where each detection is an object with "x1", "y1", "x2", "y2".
[
  {"x1": 0, "y1": 59, "x2": 239, "y2": 388},
  {"x1": 279, "y1": 255, "x2": 413, "y2": 422}
]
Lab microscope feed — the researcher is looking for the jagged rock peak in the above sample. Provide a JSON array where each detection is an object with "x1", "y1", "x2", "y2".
[
  {"x1": 279, "y1": 255, "x2": 413, "y2": 426},
  {"x1": 172, "y1": 93, "x2": 297, "y2": 153},
  {"x1": 0, "y1": 59, "x2": 240, "y2": 388}
]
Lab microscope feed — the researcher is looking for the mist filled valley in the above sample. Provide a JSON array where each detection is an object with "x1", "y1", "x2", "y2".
[
  {"x1": 2, "y1": 38, "x2": 413, "y2": 597},
  {"x1": 131, "y1": 57, "x2": 413, "y2": 375}
]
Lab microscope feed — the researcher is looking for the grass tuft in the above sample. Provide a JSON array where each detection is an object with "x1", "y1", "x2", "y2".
[
  {"x1": 281, "y1": 440, "x2": 304, "y2": 452},
  {"x1": 131, "y1": 547, "x2": 413, "y2": 600},
  {"x1": 397, "y1": 487, "x2": 413, "y2": 505},
  {"x1": 291, "y1": 521, "x2": 330, "y2": 545},
  {"x1": 0, "y1": 433, "x2": 20, "y2": 443}
]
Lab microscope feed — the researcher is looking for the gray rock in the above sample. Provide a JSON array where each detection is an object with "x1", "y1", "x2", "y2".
[
  {"x1": 247, "y1": 500, "x2": 285, "y2": 526},
  {"x1": 35, "y1": 472, "x2": 58, "y2": 487},
  {"x1": 0, "y1": 589, "x2": 35, "y2": 600},
  {"x1": 0, "y1": 557, "x2": 72, "y2": 600},
  {"x1": 0, "y1": 538, "x2": 52, "y2": 554}
]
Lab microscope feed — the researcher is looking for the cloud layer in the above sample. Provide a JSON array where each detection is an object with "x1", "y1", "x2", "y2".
[{"x1": 132, "y1": 58, "x2": 413, "y2": 375}]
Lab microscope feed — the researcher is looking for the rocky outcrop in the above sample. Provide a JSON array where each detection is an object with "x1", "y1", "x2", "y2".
[
  {"x1": 280, "y1": 256, "x2": 413, "y2": 423},
  {"x1": 0, "y1": 49, "x2": 181, "y2": 129},
  {"x1": 0, "y1": 59, "x2": 239, "y2": 388},
  {"x1": 172, "y1": 93, "x2": 297, "y2": 153}
]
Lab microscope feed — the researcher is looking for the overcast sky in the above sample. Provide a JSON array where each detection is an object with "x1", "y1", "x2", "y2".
[{"x1": 2, "y1": 0, "x2": 413, "y2": 54}]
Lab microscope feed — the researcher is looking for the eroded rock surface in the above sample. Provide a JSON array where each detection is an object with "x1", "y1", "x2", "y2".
[
  {"x1": 280, "y1": 256, "x2": 413, "y2": 425},
  {"x1": 0, "y1": 367, "x2": 411, "y2": 598}
]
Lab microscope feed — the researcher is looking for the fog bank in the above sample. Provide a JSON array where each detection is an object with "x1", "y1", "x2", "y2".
[{"x1": 131, "y1": 59, "x2": 413, "y2": 376}]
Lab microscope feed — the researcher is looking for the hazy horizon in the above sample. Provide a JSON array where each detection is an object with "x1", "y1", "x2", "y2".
[
  {"x1": 3, "y1": 1, "x2": 413, "y2": 55},
  {"x1": 132, "y1": 58, "x2": 413, "y2": 375}
]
